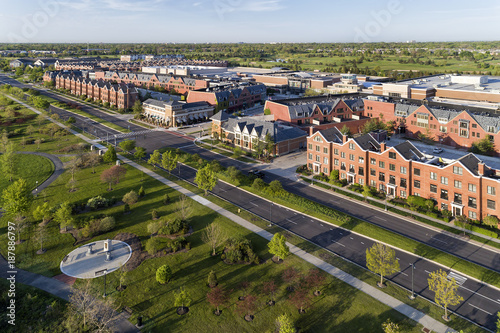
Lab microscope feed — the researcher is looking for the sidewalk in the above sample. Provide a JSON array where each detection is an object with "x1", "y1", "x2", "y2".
[
  {"x1": 305, "y1": 174, "x2": 500, "y2": 251},
  {"x1": 7, "y1": 93, "x2": 455, "y2": 333}
]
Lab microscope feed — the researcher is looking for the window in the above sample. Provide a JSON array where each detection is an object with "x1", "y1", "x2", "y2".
[
  {"x1": 341, "y1": 162, "x2": 346, "y2": 171},
  {"x1": 334, "y1": 158, "x2": 339, "y2": 166},
  {"x1": 379, "y1": 161, "x2": 385, "y2": 168},
  {"x1": 400, "y1": 166, "x2": 407, "y2": 174},
  {"x1": 349, "y1": 154, "x2": 355, "y2": 161},
  {"x1": 472, "y1": 123, "x2": 477, "y2": 129},
  {"x1": 440, "y1": 189, "x2": 448, "y2": 200},
  {"x1": 430, "y1": 184, "x2": 437, "y2": 193},
  {"x1": 323, "y1": 147, "x2": 328, "y2": 154},
  {"x1": 370, "y1": 168, "x2": 376, "y2": 176},
  {"x1": 323, "y1": 157, "x2": 329, "y2": 164},
  {"x1": 441, "y1": 176, "x2": 448, "y2": 185},
  {"x1": 430, "y1": 172, "x2": 437, "y2": 180},
  {"x1": 308, "y1": 153, "x2": 313, "y2": 160},
  {"x1": 323, "y1": 167, "x2": 328, "y2": 174},
  {"x1": 313, "y1": 135, "x2": 323, "y2": 142},
  {"x1": 334, "y1": 149, "x2": 339, "y2": 155},
  {"x1": 316, "y1": 145, "x2": 320, "y2": 152},
  {"x1": 400, "y1": 178, "x2": 407, "y2": 188},
  {"x1": 469, "y1": 211, "x2": 477, "y2": 220},
  {"x1": 308, "y1": 143, "x2": 312, "y2": 150},
  {"x1": 414, "y1": 168, "x2": 420, "y2": 176},
  {"x1": 340, "y1": 152, "x2": 345, "y2": 158},
  {"x1": 358, "y1": 157, "x2": 364, "y2": 163},
  {"x1": 370, "y1": 158, "x2": 376, "y2": 165},
  {"x1": 400, "y1": 190, "x2": 407, "y2": 198},
  {"x1": 453, "y1": 166, "x2": 463, "y2": 175},
  {"x1": 370, "y1": 180, "x2": 376, "y2": 187},
  {"x1": 389, "y1": 152, "x2": 396, "y2": 159},
  {"x1": 487, "y1": 200, "x2": 496, "y2": 210},
  {"x1": 359, "y1": 178, "x2": 364, "y2": 185},
  {"x1": 468, "y1": 197, "x2": 477, "y2": 209},
  {"x1": 389, "y1": 175, "x2": 396, "y2": 185},
  {"x1": 349, "y1": 143, "x2": 355, "y2": 150},
  {"x1": 316, "y1": 155, "x2": 320, "y2": 162},
  {"x1": 341, "y1": 173, "x2": 346, "y2": 179},
  {"x1": 389, "y1": 164, "x2": 396, "y2": 171},
  {"x1": 439, "y1": 126, "x2": 447, "y2": 133},
  {"x1": 349, "y1": 164, "x2": 355, "y2": 173},
  {"x1": 487, "y1": 186, "x2": 496, "y2": 195},
  {"x1": 379, "y1": 172, "x2": 385, "y2": 182},
  {"x1": 454, "y1": 180, "x2": 462, "y2": 189},
  {"x1": 454, "y1": 193, "x2": 462, "y2": 204},
  {"x1": 468, "y1": 183, "x2": 476, "y2": 192},
  {"x1": 414, "y1": 180, "x2": 420, "y2": 189},
  {"x1": 358, "y1": 167, "x2": 364, "y2": 176}
]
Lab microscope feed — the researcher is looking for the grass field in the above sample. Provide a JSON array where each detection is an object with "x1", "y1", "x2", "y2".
[{"x1": 0, "y1": 154, "x2": 54, "y2": 193}]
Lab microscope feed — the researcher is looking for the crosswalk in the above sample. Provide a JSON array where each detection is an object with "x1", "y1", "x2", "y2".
[
  {"x1": 111, "y1": 129, "x2": 160, "y2": 139},
  {"x1": 447, "y1": 271, "x2": 467, "y2": 285}
]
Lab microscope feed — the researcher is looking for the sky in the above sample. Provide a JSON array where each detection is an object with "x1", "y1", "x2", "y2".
[{"x1": 1, "y1": 0, "x2": 499, "y2": 43}]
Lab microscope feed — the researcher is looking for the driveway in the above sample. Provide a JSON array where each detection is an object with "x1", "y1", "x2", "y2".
[{"x1": 259, "y1": 150, "x2": 306, "y2": 181}]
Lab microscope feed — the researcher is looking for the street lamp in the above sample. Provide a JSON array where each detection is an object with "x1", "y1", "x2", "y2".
[
  {"x1": 409, "y1": 263, "x2": 416, "y2": 300},
  {"x1": 384, "y1": 184, "x2": 388, "y2": 211}
]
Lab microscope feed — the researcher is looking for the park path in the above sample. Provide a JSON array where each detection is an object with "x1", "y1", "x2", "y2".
[
  {"x1": 4, "y1": 93, "x2": 455, "y2": 333},
  {"x1": 16, "y1": 151, "x2": 64, "y2": 194}
]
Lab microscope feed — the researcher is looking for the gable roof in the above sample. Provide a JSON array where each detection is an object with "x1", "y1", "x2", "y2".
[
  {"x1": 353, "y1": 133, "x2": 381, "y2": 152},
  {"x1": 210, "y1": 111, "x2": 230, "y2": 122},
  {"x1": 392, "y1": 141, "x2": 424, "y2": 161},
  {"x1": 315, "y1": 127, "x2": 343, "y2": 143},
  {"x1": 457, "y1": 153, "x2": 482, "y2": 176}
]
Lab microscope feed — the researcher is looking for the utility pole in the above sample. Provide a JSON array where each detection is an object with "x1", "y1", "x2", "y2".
[{"x1": 409, "y1": 263, "x2": 416, "y2": 300}]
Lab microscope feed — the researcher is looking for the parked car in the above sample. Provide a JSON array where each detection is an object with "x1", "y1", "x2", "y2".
[
  {"x1": 433, "y1": 147, "x2": 443, "y2": 154},
  {"x1": 248, "y1": 169, "x2": 265, "y2": 179}
]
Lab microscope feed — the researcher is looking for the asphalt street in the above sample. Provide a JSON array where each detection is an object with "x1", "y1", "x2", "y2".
[{"x1": 1, "y1": 74, "x2": 499, "y2": 330}]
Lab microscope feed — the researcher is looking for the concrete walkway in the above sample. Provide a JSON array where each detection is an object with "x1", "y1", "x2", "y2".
[
  {"x1": 17, "y1": 151, "x2": 64, "y2": 194},
  {"x1": 5, "y1": 93, "x2": 455, "y2": 333}
]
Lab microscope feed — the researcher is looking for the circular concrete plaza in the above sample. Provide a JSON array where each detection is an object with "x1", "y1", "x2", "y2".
[{"x1": 60, "y1": 240, "x2": 132, "y2": 279}]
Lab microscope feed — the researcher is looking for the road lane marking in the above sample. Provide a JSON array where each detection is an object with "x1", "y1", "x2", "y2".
[
  {"x1": 250, "y1": 202, "x2": 259, "y2": 207},
  {"x1": 448, "y1": 272, "x2": 467, "y2": 286},
  {"x1": 400, "y1": 272, "x2": 408, "y2": 276},
  {"x1": 360, "y1": 242, "x2": 364, "y2": 245},
  {"x1": 425, "y1": 270, "x2": 432, "y2": 274},
  {"x1": 320, "y1": 224, "x2": 324, "y2": 227},
  {"x1": 286, "y1": 218, "x2": 297, "y2": 225},
  {"x1": 374, "y1": 216, "x2": 387, "y2": 221},
  {"x1": 310, "y1": 219, "x2": 314, "y2": 223},
  {"x1": 349, "y1": 237, "x2": 354, "y2": 240},
  {"x1": 332, "y1": 241, "x2": 345, "y2": 247},
  {"x1": 432, "y1": 237, "x2": 448, "y2": 245},
  {"x1": 468, "y1": 303, "x2": 493, "y2": 315}
]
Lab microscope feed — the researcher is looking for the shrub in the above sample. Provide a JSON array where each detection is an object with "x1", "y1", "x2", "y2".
[
  {"x1": 86, "y1": 196, "x2": 109, "y2": 210},
  {"x1": 268, "y1": 180, "x2": 284, "y2": 196},
  {"x1": 98, "y1": 216, "x2": 115, "y2": 233},
  {"x1": 123, "y1": 203, "x2": 130, "y2": 213},
  {"x1": 162, "y1": 193, "x2": 170, "y2": 204},
  {"x1": 223, "y1": 237, "x2": 258, "y2": 264},
  {"x1": 146, "y1": 237, "x2": 163, "y2": 255},
  {"x1": 252, "y1": 178, "x2": 266, "y2": 191},
  {"x1": 156, "y1": 264, "x2": 172, "y2": 284},
  {"x1": 122, "y1": 190, "x2": 139, "y2": 205},
  {"x1": 207, "y1": 270, "x2": 218, "y2": 288},
  {"x1": 159, "y1": 218, "x2": 189, "y2": 235},
  {"x1": 152, "y1": 209, "x2": 159, "y2": 219},
  {"x1": 483, "y1": 215, "x2": 499, "y2": 227},
  {"x1": 138, "y1": 186, "x2": 145, "y2": 198}
]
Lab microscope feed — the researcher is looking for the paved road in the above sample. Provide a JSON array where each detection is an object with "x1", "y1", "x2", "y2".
[{"x1": 2, "y1": 75, "x2": 499, "y2": 330}]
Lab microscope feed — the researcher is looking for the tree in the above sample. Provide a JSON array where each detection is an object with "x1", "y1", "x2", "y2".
[
  {"x1": 119, "y1": 139, "x2": 136, "y2": 155},
  {"x1": 262, "y1": 280, "x2": 278, "y2": 304},
  {"x1": 264, "y1": 133, "x2": 275, "y2": 158},
  {"x1": 207, "y1": 270, "x2": 218, "y2": 288},
  {"x1": 382, "y1": 319, "x2": 400, "y2": 333},
  {"x1": 470, "y1": 136, "x2": 495, "y2": 156},
  {"x1": 26, "y1": 124, "x2": 35, "y2": 136},
  {"x1": 362, "y1": 185, "x2": 371, "y2": 201},
  {"x1": 138, "y1": 186, "x2": 145, "y2": 197},
  {"x1": 483, "y1": 215, "x2": 499, "y2": 228},
  {"x1": 147, "y1": 221, "x2": 161, "y2": 238},
  {"x1": 268, "y1": 233, "x2": 290, "y2": 261},
  {"x1": 36, "y1": 114, "x2": 46, "y2": 130},
  {"x1": 132, "y1": 99, "x2": 143, "y2": 115},
  {"x1": 428, "y1": 269, "x2": 464, "y2": 321},
  {"x1": 69, "y1": 281, "x2": 97, "y2": 329},
  {"x1": 161, "y1": 150, "x2": 178, "y2": 175},
  {"x1": 207, "y1": 286, "x2": 229, "y2": 315},
  {"x1": 122, "y1": 190, "x2": 139, "y2": 206},
  {"x1": 288, "y1": 287, "x2": 311, "y2": 314},
  {"x1": 276, "y1": 314, "x2": 295, "y2": 333},
  {"x1": 366, "y1": 242, "x2": 400, "y2": 287},
  {"x1": 362, "y1": 118, "x2": 385, "y2": 134},
  {"x1": 148, "y1": 149, "x2": 161, "y2": 168},
  {"x1": 102, "y1": 146, "x2": 117, "y2": 164},
  {"x1": 269, "y1": 180, "x2": 283, "y2": 195},
  {"x1": 496, "y1": 311, "x2": 500, "y2": 333},
  {"x1": 455, "y1": 214, "x2": 469, "y2": 236},
  {"x1": 304, "y1": 269, "x2": 326, "y2": 295},
  {"x1": 0, "y1": 142, "x2": 17, "y2": 182},
  {"x1": 54, "y1": 202, "x2": 73, "y2": 232},
  {"x1": 35, "y1": 223, "x2": 48, "y2": 254},
  {"x1": 329, "y1": 169, "x2": 339, "y2": 183},
  {"x1": 236, "y1": 294, "x2": 258, "y2": 318},
  {"x1": 195, "y1": 164, "x2": 217, "y2": 196},
  {"x1": 202, "y1": 222, "x2": 226, "y2": 256},
  {"x1": 100, "y1": 165, "x2": 127, "y2": 191},
  {"x1": 176, "y1": 194, "x2": 193, "y2": 222},
  {"x1": 156, "y1": 264, "x2": 172, "y2": 284},
  {"x1": 87, "y1": 152, "x2": 101, "y2": 174},
  {"x1": 174, "y1": 287, "x2": 192, "y2": 309},
  {"x1": 340, "y1": 124, "x2": 351, "y2": 136},
  {"x1": 33, "y1": 202, "x2": 52, "y2": 224},
  {"x1": 67, "y1": 158, "x2": 80, "y2": 183},
  {"x1": 134, "y1": 146, "x2": 146, "y2": 160},
  {"x1": 0, "y1": 129, "x2": 9, "y2": 153},
  {"x1": 1, "y1": 178, "x2": 33, "y2": 218}
]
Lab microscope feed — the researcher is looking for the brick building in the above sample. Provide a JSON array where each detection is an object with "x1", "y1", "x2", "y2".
[
  {"x1": 142, "y1": 98, "x2": 214, "y2": 127},
  {"x1": 253, "y1": 71, "x2": 340, "y2": 93},
  {"x1": 265, "y1": 96, "x2": 371, "y2": 134},
  {"x1": 211, "y1": 112, "x2": 307, "y2": 156},
  {"x1": 364, "y1": 98, "x2": 500, "y2": 155},
  {"x1": 187, "y1": 84, "x2": 266, "y2": 113},
  {"x1": 54, "y1": 73, "x2": 138, "y2": 109},
  {"x1": 307, "y1": 128, "x2": 500, "y2": 221}
]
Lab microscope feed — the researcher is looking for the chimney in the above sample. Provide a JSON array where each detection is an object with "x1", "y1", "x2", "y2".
[
  {"x1": 342, "y1": 134, "x2": 348, "y2": 144},
  {"x1": 380, "y1": 142, "x2": 386, "y2": 152},
  {"x1": 309, "y1": 126, "x2": 314, "y2": 136},
  {"x1": 478, "y1": 162, "x2": 485, "y2": 176}
]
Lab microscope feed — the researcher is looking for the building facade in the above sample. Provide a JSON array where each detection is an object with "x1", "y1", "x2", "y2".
[
  {"x1": 307, "y1": 128, "x2": 500, "y2": 221},
  {"x1": 142, "y1": 98, "x2": 214, "y2": 127},
  {"x1": 187, "y1": 84, "x2": 266, "y2": 113}
]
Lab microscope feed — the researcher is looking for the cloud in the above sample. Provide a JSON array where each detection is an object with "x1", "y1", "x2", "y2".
[
  {"x1": 60, "y1": 0, "x2": 165, "y2": 12},
  {"x1": 240, "y1": 0, "x2": 285, "y2": 12}
]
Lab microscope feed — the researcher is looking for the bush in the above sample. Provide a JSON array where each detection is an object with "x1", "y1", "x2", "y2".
[
  {"x1": 159, "y1": 218, "x2": 189, "y2": 235},
  {"x1": 98, "y1": 216, "x2": 115, "y2": 233},
  {"x1": 252, "y1": 178, "x2": 266, "y2": 191},
  {"x1": 207, "y1": 270, "x2": 218, "y2": 288},
  {"x1": 146, "y1": 237, "x2": 163, "y2": 255},
  {"x1": 152, "y1": 209, "x2": 159, "y2": 219},
  {"x1": 156, "y1": 264, "x2": 172, "y2": 284},
  {"x1": 123, "y1": 203, "x2": 130, "y2": 213},
  {"x1": 223, "y1": 237, "x2": 258, "y2": 264},
  {"x1": 138, "y1": 186, "x2": 145, "y2": 198},
  {"x1": 122, "y1": 190, "x2": 139, "y2": 205},
  {"x1": 86, "y1": 196, "x2": 109, "y2": 210},
  {"x1": 268, "y1": 180, "x2": 284, "y2": 196},
  {"x1": 162, "y1": 193, "x2": 170, "y2": 204}
]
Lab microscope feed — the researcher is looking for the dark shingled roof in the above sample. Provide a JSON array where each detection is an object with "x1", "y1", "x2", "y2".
[
  {"x1": 353, "y1": 133, "x2": 381, "y2": 151},
  {"x1": 222, "y1": 118, "x2": 306, "y2": 143},
  {"x1": 457, "y1": 153, "x2": 482, "y2": 176},
  {"x1": 316, "y1": 127, "x2": 343, "y2": 143},
  {"x1": 210, "y1": 111, "x2": 230, "y2": 122},
  {"x1": 392, "y1": 141, "x2": 424, "y2": 161}
]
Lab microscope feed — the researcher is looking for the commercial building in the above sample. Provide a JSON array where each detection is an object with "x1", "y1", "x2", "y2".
[
  {"x1": 307, "y1": 128, "x2": 500, "y2": 221},
  {"x1": 211, "y1": 112, "x2": 307, "y2": 156},
  {"x1": 142, "y1": 98, "x2": 214, "y2": 127},
  {"x1": 187, "y1": 84, "x2": 266, "y2": 112},
  {"x1": 253, "y1": 71, "x2": 340, "y2": 93}
]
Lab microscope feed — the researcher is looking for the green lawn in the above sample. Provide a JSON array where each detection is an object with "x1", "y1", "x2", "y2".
[{"x1": 0, "y1": 154, "x2": 54, "y2": 193}]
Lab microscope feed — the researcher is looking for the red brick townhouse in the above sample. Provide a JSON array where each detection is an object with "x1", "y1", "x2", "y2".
[
  {"x1": 55, "y1": 73, "x2": 138, "y2": 109},
  {"x1": 94, "y1": 71, "x2": 209, "y2": 94},
  {"x1": 364, "y1": 98, "x2": 500, "y2": 155},
  {"x1": 307, "y1": 128, "x2": 500, "y2": 221},
  {"x1": 265, "y1": 96, "x2": 370, "y2": 134},
  {"x1": 211, "y1": 111, "x2": 307, "y2": 156},
  {"x1": 188, "y1": 84, "x2": 266, "y2": 113}
]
